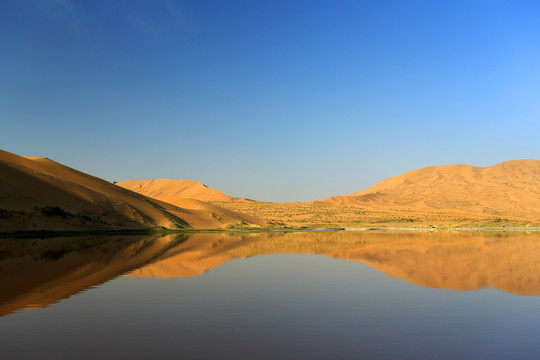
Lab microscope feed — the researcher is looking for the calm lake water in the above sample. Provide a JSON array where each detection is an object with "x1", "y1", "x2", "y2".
[{"x1": 2, "y1": 231, "x2": 540, "y2": 359}]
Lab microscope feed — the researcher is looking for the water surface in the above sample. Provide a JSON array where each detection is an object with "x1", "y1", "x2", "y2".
[{"x1": 1, "y1": 231, "x2": 540, "y2": 359}]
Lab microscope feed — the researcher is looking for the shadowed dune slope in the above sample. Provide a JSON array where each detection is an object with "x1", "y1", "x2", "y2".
[
  {"x1": 117, "y1": 179, "x2": 236, "y2": 202},
  {"x1": 0, "y1": 149, "x2": 266, "y2": 231},
  {"x1": 154, "y1": 197, "x2": 267, "y2": 228},
  {"x1": 324, "y1": 160, "x2": 540, "y2": 219}
]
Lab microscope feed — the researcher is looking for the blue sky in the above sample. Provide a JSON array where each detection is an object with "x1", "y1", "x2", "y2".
[{"x1": 1, "y1": 0, "x2": 539, "y2": 202}]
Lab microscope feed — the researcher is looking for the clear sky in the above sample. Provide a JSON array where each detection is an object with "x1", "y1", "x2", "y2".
[{"x1": 1, "y1": 0, "x2": 539, "y2": 202}]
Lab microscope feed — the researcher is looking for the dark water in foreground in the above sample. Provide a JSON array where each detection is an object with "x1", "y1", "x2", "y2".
[{"x1": 1, "y1": 231, "x2": 540, "y2": 359}]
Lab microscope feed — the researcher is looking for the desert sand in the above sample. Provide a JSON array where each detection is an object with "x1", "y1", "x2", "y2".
[{"x1": 0, "y1": 149, "x2": 266, "y2": 232}]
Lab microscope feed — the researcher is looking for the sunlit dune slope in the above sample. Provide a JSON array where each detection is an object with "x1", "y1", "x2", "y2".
[
  {"x1": 324, "y1": 160, "x2": 540, "y2": 219},
  {"x1": 0, "y1": 149, "x2": 266, "y2": 232},
  {"x1": 117, "y1": 179, "x2": 236, "y2": 202},
  {"x1": 0, "y1": 149, "x2": 189, "y2": 231},
  {"x1": 116, "y1": 180, "x2": 267, "y2": 228}
]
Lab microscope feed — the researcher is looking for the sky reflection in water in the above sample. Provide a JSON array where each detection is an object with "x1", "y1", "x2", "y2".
[{"x1": 1, "y1": 231, "x2": 540, "y2": 359}]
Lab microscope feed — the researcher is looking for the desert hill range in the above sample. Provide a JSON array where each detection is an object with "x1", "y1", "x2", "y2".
[{"x1": 0, "y1": 148, "x2": 538, "y2": 232}]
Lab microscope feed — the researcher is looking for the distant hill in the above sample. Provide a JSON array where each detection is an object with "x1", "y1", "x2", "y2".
[
  {"x1": 324, "y1": 160, "x2": 540, "y2": 220},
  {"x1": 0, "y1": 149, "x2": 266, "y2": 232},
  {"x1": 117, "y1": 179, "x2": 236, "y2": 202}
]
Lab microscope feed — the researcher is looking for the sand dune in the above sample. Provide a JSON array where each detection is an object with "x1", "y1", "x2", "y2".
[
  {"x1": 116, "y1": 179, "x2": 266, "y2": 228},
  {"x1": 117, "y1": 179, "x2": 236, "y2": 202},
  {"x1": 151, "y1": 197, "x2": 266, "y2": 228},
  {"x1": 0, "y1": 149, "x2": 266, "y2": 232},
  {"x1": 323, "y1": 160, "x2": 540, "y2": 221}
]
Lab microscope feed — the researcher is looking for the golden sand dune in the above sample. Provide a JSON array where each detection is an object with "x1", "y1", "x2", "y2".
[
  {"x1": 117, "y1": 179, "x2": 236, "y2": 202},
  {"x1": 116, "y1": 179, "x2": 266, "y2": 228},
  {"x1": 0, "y1": 149, "x2": 266, "y2": 232},
  {"x1": 324, "y1": 160, "x2": 540, "y2": 219}
]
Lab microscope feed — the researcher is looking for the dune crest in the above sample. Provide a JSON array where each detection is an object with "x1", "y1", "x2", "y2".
[{"x1": 117, "y1": 179, "x2": 236, "y2": 202}]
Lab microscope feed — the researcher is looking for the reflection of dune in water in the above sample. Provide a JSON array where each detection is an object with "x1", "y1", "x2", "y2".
[
  {"x1": 1, "y1": 231, "x2": 540, "y2": 317},
  {"x1": 126, "y1": 231, "x2": 540, "y2": 296},
  {"x1": 0, "y1": 234, "x2": 188, "y2": 317}
]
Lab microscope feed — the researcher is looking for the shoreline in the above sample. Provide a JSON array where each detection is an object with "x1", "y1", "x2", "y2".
[
  {"x1": 1, "y1": 226, "x2": 540, "y2": 238},
  {"x1": 346, "y1": 227, "x2": 540, "y2": 231}
]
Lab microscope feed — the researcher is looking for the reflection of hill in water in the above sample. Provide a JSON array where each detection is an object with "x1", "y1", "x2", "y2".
[
  {"x1": 1, "y1": 231, "x2": 540, "y2": 317},
  {"x1": 0, "y1": 234, "x2": 189, "y2": 317},
  {"x1": 127, "y1": 231, "x2": 540, "y2": 296}
]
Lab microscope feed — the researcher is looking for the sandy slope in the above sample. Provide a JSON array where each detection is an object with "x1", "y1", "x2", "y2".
[
  {"x1": 155, "y1": 197, "x2": 266, "y2": 228},
  {"x1": 324, "y1": 160, "x2": 540, "y2": 220},
  {"x1": 116, "y1": 179, "x2": 267, "y2": 228},
  {"x1": 117, "y1": 179, "x2": 236, "y2": 202},
  {"x1": 0, "y1": 149, "x2": 266, "y2": 232}
]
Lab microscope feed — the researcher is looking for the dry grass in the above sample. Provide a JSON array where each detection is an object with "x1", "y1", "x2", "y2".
[{"x1": 211, "y1": 200, "x2": 540, "y2": 228}]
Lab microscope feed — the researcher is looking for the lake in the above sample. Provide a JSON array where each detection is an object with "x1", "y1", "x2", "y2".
[{"x1": 1, "y1": 230, "x2": 540, "y2": 359}]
